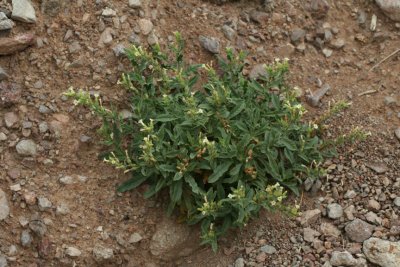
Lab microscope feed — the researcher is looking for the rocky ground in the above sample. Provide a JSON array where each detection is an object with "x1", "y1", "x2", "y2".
[{"x1": 0, "y1": 0, "x2": 400, "y2": 266}]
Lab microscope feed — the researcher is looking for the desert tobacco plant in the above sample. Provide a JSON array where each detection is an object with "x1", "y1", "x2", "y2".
[{"x1": 66, "y1": 33, "x2": 332, "y2": 250}]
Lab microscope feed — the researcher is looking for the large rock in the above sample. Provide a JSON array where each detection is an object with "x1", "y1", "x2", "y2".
[
  {"x1": 150, "y1": 216, "x2": 199, "y2": 260},
  {"x1": 16, "y1": 139, "x2": 37, "y2": 156},
  {"x1": 345, "y1": 219, "x2": 374, "y2": 242},
  {"x1": 300, "y1": 209, "x2": 321, "y2": 226},
  {"x1": 0, "y1": 33, "x2": 35, "y2": 55},
  {"x1": 330, "y1": 251, "x2": 357, "y2": 266},
  {"x1": 93, "y1": 245, "x2": 114, "y2": 261},
  {"x1": 363, "y1": 238, "x2": 400, "y2": 267},
  {"x1": 11, "y1": 0, "x2": 36, "y2": 23},
  {"x1": 199, "y1": 36, "x2": 220, "y2": 54},
  {"x1": 0, "y1": 189, "x2": 10, "y2": 221},
  {"x1": 376, "y1": 0, "x2": 400, "y2": 21}
]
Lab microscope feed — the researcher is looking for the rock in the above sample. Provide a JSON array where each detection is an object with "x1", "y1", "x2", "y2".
[
  {"x1": 344, "y1": 190, "x2": 357, "y2": 199},
  {"x1": 0, "y1": 133, "x2": 7, "y2": 141},
  {"x1": 16, "y1": 139, "x2": 37, "y2": 156},
  {"x1": 249, "y1": 64, "x2": 268, "y2": 80},
  {"x1": 329, "y1": 38, "x2": 345, "y2": 49},
  {"x1": 322, "y1": 48, "x2": 333, "y2": 58},
  {"x1": 363, "y1": 238, "x2": 400, "y2": 267},
  {"x1": 29, "y1": 220, "x2": 47, "y2": 236},
  {"x1": 65, "y1": 246, "x2": 82, "y2": 257},
  {"x1": 250, "y1": 10, "x2": 268, "y2": 23},
  {"x1": 276, "y1": 43, "x2": 295, "y2": 58},
  {"x1": 38, "y1": 197, "x2": 53, "y2": 211},
  {"x1": 330, "y1": 251, "x2": 357, "y2": 266},
  {"x1": 112, "y1": 44, "x2": 125, "y2": 57},
  {"x1": 59, "y1": 175, "x2": 74, "y2": 185},
  {"x1": 41, "y1": 0, "x2": 65, "y2": 16},
  {"x1": 395, "y1": 127, "x2": 400, "y2": 140},
  {"x1": 68, "y1": 41, "x2": 81, "y2": 53},
  {"x1": 0, "y1": 255, "x2": 6, "y2": 267},
  {"x1": 234, "y1": 257, "x2": 245, "y2": 267},
  {"x1": 368, "y1": 199, "x2": 381, "y2": 212},
  {"x1": 367, "y1": 162, "x2": 388, "y2": 174},
  {"x1": 303, "y1": 227, "x2": 320, "y2": 242},
  {"x1": 56, "y1": 203, "x2": 69, "y2": 215},
  {"x1": 98, "y1": 28, "x2": 114, "y2": 47},
  {"x1": 0, "y1": 66, "x2": 8, "y2": 81},
  {"x1": 310, "y1": 0, "x2": 330, "y2": 19},
  {"x1": 93, "y1": 245, "x2": 114, "y2": 261},
  {"x1": 23, "y1": 191, "x2": 36, "y2": 205},
  {"x1": 138, "y1": 18, "x2": 153, "y2": 35},
  {"x1": 102, "y1": 7, "x2": 116, "y2": 17},
  {"x1": 11, "y1": 0, "x2": 36, "y2": 23},
  {"x1": 0, "y1": 12, "x2": 14, "y2": 30},
  {"x1": 0, "y1": 189, "x2": 10, "y2": 221},
  {"x1": 199, "y1": 36, "x2": 220, "y2": 54},
  {"x1": 384, "y1": 96, "x2": 397, "y2": 106},
  {"x1": 129, "y1": 233, "x2": 143, "y2": 243},
  {"x1": 300, "y1": 209, "x2": 321, "y2": 226},
  {"x1": 222, "y1": 25, "x2": 236, "y2": 41},
  {"x1": 365, "y1": 211, "x2": 381, "y2": 226},
  {"x1": 4, "y1": 112, "x2": 18, "y2": 128},
  {"x1": 290, "y1": 28, "x2": 306, "y2": 44},
  {"x1": 393, "y1": 197, "x2": 400, "y2": 207},
  {"x1": 320, "y1": 222, "x2": 341, "y2": 238},
  {"x1": 260, "y1": 245, "x2": 276, "y2": 254},
  {"x1": 150, "y1": 216, "x2": 199, "y2": 260},
  {"x1": 345, "y1": 219, "x2": 374, "y2": 242},
  {"x1": 0, "y1": 33, "x2": 35, "y2": 55},
  {"x1": 20, "y1": 230, "x2": 32, "y2": 247},
  {"x1": 376, "y1": 0, "x2": 400, "y2": 21},
  {"x1": 128, "y1": 32, "x2": 141, "y2": 45},
  {"x1": 327, "y1": 203, "x2": 343, "y2": 219},
  {"x1": 129, "y1": 0, "x2": 141, "y2": 8}
]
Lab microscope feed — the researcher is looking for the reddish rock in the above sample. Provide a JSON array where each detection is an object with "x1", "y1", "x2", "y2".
[{"x1": 0, "y1": 33, "x2": 35, "y2": 55}]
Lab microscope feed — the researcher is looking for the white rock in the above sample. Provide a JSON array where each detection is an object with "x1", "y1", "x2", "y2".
[
  {"x1": 363, "y1": 238, "x2": 400, "y2": 267},
  {"x1": 138, "y1": 19, "x2": 153, "y2": 35},
  {"x1": 0, "y1": 189, "x2": 10, "y2": 221},
  {"x1": 65, "y1": 246, "x2": 82, "y2": 257},
  {"x1": 327, "y1": 203, "x2": 343, "y2": 219},
  {"x1": 59, "y1": 175, "x2": 74, "y2": 185},
  {"x1": 93, "y1": 245, "x2": 114, "y2": 261},
  {"x1": 129, "y1": 0, "x2": 142, "y2": 8},
  {"x1": 129, "y1": 233, "x2": 143, "y2": 243},
  {"x1": 38, "y1": 197, "x2": 52, "y2": 211},
  {"x1": 376, "y1": 0, "x2": 400, "y2": 21},
  {"x1": 330, "y1": 251, "x2": 357, "y2": 266},
  {"x1": 11, "y1": 0, "x2": 36, "y2": 23},
  {"x1": 101, "y1": 7, "x2": 116, "y2": 17}
]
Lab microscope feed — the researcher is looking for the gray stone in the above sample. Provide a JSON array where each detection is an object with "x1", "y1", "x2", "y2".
[
  {"x1": 260, "y1": 244, "x2": 276, "y2": 254},
  {"x1": 0, "y1": 189, "x2": 10, "y2": 221},
  {"x1": 367, "y1": 162, "x2": 388, "y2": 174},
  {"x1": 101, "y1": 7, "x2": 116, "y2": 17},
  {"x1": 56, "y1": 203, "x2": 69, "y2": 215},
  {"x1": 150, "y1": 216, "x2": 199, "y2": 260},
  {"x1": 68, "y1": 41, "x2": 81, "y2": 53},
  {"x1": 0, "y1": 254, "x2": 7, "y2": 267},
  {"x1": 344, "y1": 190, "x2": 357, "y2": 199},
  {"x1": 138, "y1": 18, "x2": 153, "y2": 35},
  {"x1": 38, "y1": 197, "x2": 52, "y2": 211},
  {"x1": 129, "y1": 0, "x2": 141, "y2": 8},
  {"x1": 38, "y1": 105, "x2": 50, "y2": 114},
  {"x1": 363, "y1": 238, "x2": 400, "y2": 267},
  {"x1": 222, "y1": 25, "x2": 236, "y2": 41},
  {"x1": 65, "y1": 246, "x2": 82, "y2": 257},
  {"x1": 384, "y1": 96, "x2": 397, "y2": 106},
  {"x1": 290, "y1": 28, "x2": 306, "y2": 44},
  {"x1": 0, "y1": 66, "x2": 8, "y2": 81},
  {"x1": 376, "y1": 0, "x2": 400, "y2": 21},
  {"x1": 303, "y1": 227, "x2": 320, "y2": 242},
  {"x1": 16, "y1": 139, "x2": 37, "y2": 156},
  {"x1": 0, "y1": 17, "x2": 14, "y2": 31},
  {"x1": 93, "y1": 245, "x2": 114, "y2": 261},
  {"x1": 11, "y1": 0, "x2": 36, "y2": 23},
  {"x1": 0, "y1": 133, "x2": 6, "y2": 141},
  {"x1": 395, "y1": 127, "x2": 400, "y2": 141},
  {"x1": 249, "y1": 64, "x2": 269, "y2": 80},
  {"x1": 345, "y1": 219, "x2": 374, "y2": 242},
  {"x1": 39, "y1": 122, "x2": 49, "y2": 133},
  {"x1": 199, "y1": 36, "x2": 220, "y2": 54},
  {"x1": 234, "y1": 257, "x2": 245, "y2": 267},
  {"x1": 365, "y1": 211, "x2": 382, "y2": 225},
  {"x1": 329, "y1": 38, "x2": 345, "y2": 49},
  {"x1": 368, "y1": 199, "x2": 381, "y2": 212},
  {"x1": 128, "y1": 32, "x2": 141, "y2": 45},
  {"x1": 320, "y1": 222, "x2": 341, "y2": 238},
  {"x1": 20, "y1": 230, "x2": 32, "y2": 247},
  {"x1": 330, "y1": 251, "x2": 357, "y2": 266},
  {"x1": 4, "y1": 112, "x2": 18, "y2": 128},
  {"x1": 327, "y1": 203, "x2": 343, "y2": 219},
  {"x1": 250, "y1": 10, "x2": 268, "y2": 24},
  {"x1": 300, "y1": 209, "x2": 321, "y2": 226},
  {"x1": 41, "y1": 0, "x2": 65, "y2": 16},
  {"x1": 60, "y1": 175, "x2": 74, "y2": 185},
  {"x1": 29, "y1": 220, "x2": 47, "y2": 236},
  {"x1": 98, "y1": 28, "x2": 114, "y2": 47},
  {"x1": 393, "y1": 197, "x2": 400, "y2": 207},
  {"x1": 112, "y1": 44, "x2": 125, "y2": 57},
  {"x1": 322, "y1": 48, "x2": 333, "y2": 58},
  {"x1": 129, "y1": 233, "x2": 143, "y2": 243}
]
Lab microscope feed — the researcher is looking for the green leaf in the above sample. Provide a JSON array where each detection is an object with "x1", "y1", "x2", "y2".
[
  {"x1": 170, "y1": 180, "x2": 183, "y2": 203},
  {"x1": 208, "y1": 161, "x2": 233, "y2": 183},
  {"x1": 173, "y1": 172, "x2": 183, "y2": 181},
  {"x1": 184, "y1": 175, "x2": 202, "y2": 195},
  {"x1": 117, "y1": 173, "x2": 147, "y2": 192}
]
